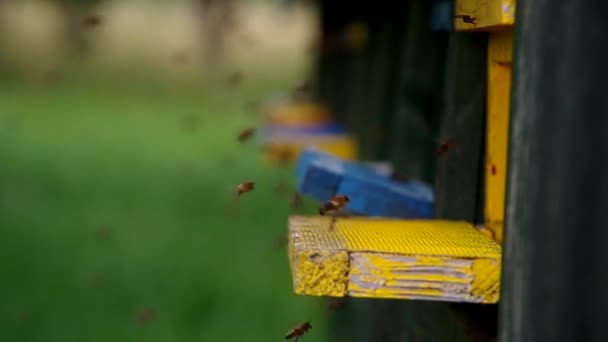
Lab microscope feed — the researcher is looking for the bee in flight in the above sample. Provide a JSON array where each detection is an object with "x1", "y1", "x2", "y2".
[
  {"x1": 436, "y1": 137, "x2": 456, "y2": 156},
  {"x1": 236, "y1": 181, "x2": 255, "y2": 198},
  {"x1": 285, "y1": 321, "x2": 312, "y2": 341},
  {"x1": 326, "y1": 298, "x2": 345, "y2": 312},
  {"x1": 225, "y1": 70, "x2": 243, "y2": 87},
  {"x1": 290, "y1": 192, "x2": 302, "y2": 209},
  {"x1": 319, "y1": 195, "x2": 349, "y2": 215},
  {"x1": 237, "y1": 127, "x2": 256, "y2": 142}
]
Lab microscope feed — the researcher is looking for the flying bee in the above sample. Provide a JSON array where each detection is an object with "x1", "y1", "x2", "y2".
[
  {"x1": 82, "y1": 14, "x2": 102, "y2": 28},
  {"x1": 236, "y1": 181, "x2": 255, "y2": 198},
  {"x1": 285, "y1": 321, "x2": 312, "y2": 340},
  {"x1": 326, "y1": 298, "x2": 345, "y2": 312},
  {"x1": 319, "y1": 195, "x2": 350, "y2": 231},
  {"x1": 319, "y1": 195, "x2": 349, "y2": 215},
  {"x1": 93, "y1": 225, "x2": 111, "y2": 241},
  {"x1": 237, "y1": 127, "x2": 255, "y2": 142},
  {"x1": 436, "y1": 137, "x2": 456, "y2": 156},
  {"x1": 455, "y1": 14, "x2": 477, "y2": 26},
  {"x1": 390, "y1": 171, "x2": 410, "y2": 182},
  {"x1": 291, "y1": 80, "x2": 313, "y2": 101},
  {"x1": 277, "y1": 148, "x2": 293, "y2": 165},
  {"x1": 273, "y1": 233, "x2": 287, "y2": 250},
  {"x1": 273, "y1": 180, "x2": 290, "y2": 197},
  {"x1": 135, "y1": 307, "x2": 155, "y2": 326},
  {"x1": 290, "y1": 192, "x2": 302, "y2": 209},
  {"x1": 225, "y1": 70, "x2": 243, "y2": 87}
]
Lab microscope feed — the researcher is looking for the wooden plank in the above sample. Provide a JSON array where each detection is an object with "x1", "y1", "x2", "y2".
[
  {"x1": 288, "y1": 216, "x2": 501, "y2": 303},
  {"x1": 434, "y1": 32, "x2": 487, "y2": 222},
  {"x1": 499, "y1": 0, "x2": 608, "y2": 340},
  {"x1": 390, "y1": 0, "x2": 449, "y2": 185}
]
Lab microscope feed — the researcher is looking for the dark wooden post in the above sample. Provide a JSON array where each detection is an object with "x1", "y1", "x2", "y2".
[{"x1": 499, "y1": 1, "x2": 608, "y2": 341}]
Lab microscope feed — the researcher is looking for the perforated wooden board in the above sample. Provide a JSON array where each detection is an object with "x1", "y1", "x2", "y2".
[{"x1": 287, "y1": 216, "x2": 501, "y2": 303}]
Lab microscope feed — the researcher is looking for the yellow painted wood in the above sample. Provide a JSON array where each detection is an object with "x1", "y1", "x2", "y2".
[
  {"x1": 287, "y1": 216, "x2": 502, "y2": 303},
  {"x1": 454, "y1": 0, "x2": 515, "y2": 31},
  {"x1": 485, "y1": 30, "x2": 513, "y2": 244},
  {"x1": 262, "y1": 136, "x2": 357, "y2": 165},
  {"x1": 263, "y1": 102, "x2": 331, "y2": 127}
]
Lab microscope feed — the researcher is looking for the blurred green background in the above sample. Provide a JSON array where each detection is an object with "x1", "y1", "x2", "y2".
[{"x1": 0, "y1": 1, "x2": 330, "y2": 341}]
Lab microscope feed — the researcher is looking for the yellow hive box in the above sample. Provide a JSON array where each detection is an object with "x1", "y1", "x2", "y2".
[
  {"x1": 262, "y1": 136, "x2": 357, "y2": 165},
  {"x1": 287, "y1": 216, "x2": 502, "y2": 303},
  {"x1": 454, "y1": 0, "x2": 515, "y2": 31},
  {"x1": 263, "y1": 102, "x2": 332, "y2": 128}
]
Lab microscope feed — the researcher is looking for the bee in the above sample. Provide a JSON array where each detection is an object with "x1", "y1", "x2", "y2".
[
  {"x1": 237, "y1": 127, "x2": 255, "y2": 142},
  {"x1": 273, "y1": 181, "x2": 289, "y2": 197},
  {"x1": 273, "y1": 233, "x2": 287, "y2": 250},
  {"x1": 436, "y1": 137, "x2": 456, "y2": 156},
  {"x1": 390, "y1": 171, "x2": 410, "y2": 182},
  {"x1": 285, "y1": 321, "x2": 312, "y2": 340},
  {"x1": 171, "y1": 50, "x2": 191, "y2": 65},
  {"x1": 236, "y1": 181, "x2": 255, "y2": 198},
  {"x1": 93, "y1": 225, "x2": 111, "y2": 241},
  {"x1": 319, "y1": 195, "x2": 349, "y2": 215},
  {"x1": 16, "y1": 308, "x2": 32, "y2": 324},
  {"x1": 82, "y1": 15, "x2": 102, "y2": 28},
  {"x1": 91, "y1": 272, "x2": 107, "y2": 289},
  {"x1": 293, "y1": 80, "x2": 312, "y2": 94},
  {"x1": 277, "y1": 148, "x2": 293, "y2": 165},
  {"x1": 225, "y1": 70, "x2": 243, "y2": 87},
  {"x1": 135, "y1": 307, "x2": 156, "y2": 326},
  {"x1": 326, "y1": 298, "x2": 345, "y2": 312},
  {"x1": 290, "y1": 192, "x2": 302, "y2": 209},
  {"x1": 181, "y1": 114, "x2": 200, "y2": 133},
  {"x1": 454, "y1": 14, "x2": 477, "y2": 26}
]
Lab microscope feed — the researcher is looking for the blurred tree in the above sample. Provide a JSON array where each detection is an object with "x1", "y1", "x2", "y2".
[
  {"x1": 197, "y1": 0, "x2": 237, "y2": 75},
  {"x1": 58, "y1": 0, "x2": 106, "y2": 60}
]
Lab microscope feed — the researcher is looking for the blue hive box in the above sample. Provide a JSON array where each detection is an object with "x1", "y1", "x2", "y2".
[
  {"x1": 295, "y1": 148, "x2": 389, "y2": 202},
  {"x1": 337, "y1": 177, "x2": 433, "y2": 219},
  {"x1": 295, "y1": 148, "x2": 434, "y2": 218}
]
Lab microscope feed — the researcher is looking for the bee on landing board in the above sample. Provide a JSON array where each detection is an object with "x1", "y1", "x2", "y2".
[
  {"x1": 454, "y1": 14, "x2": 477, "y2": 26},
  {"x1": 236, "y1": 182, "x2": 255, "y2": 198},
  {"x1": 319, "y1": 195, "x2": 349, "y2": 215},
  {"x1": 285, "y1": 321, "x2": 312, "y2": 340},
  {"x1": 237, "y1": 127, "x2": 255, "y2": 142},
  {"x1": 436, "y1": 137, "x2": 456, "y2": 156}
]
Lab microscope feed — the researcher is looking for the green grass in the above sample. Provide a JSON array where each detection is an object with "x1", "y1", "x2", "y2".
[{"x1": 0, "y1": 71, "x2": 328, "y2": 342}]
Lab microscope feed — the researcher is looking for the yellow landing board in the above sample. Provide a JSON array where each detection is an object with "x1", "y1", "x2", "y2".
[{"x1": 287, "y1": 216, "x2": 502, "y2": 303}]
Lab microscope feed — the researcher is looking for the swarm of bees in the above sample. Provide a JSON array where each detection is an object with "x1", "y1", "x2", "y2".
[{"x1": 285, "y1": 321, "x2": 312, "y2": 341}]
